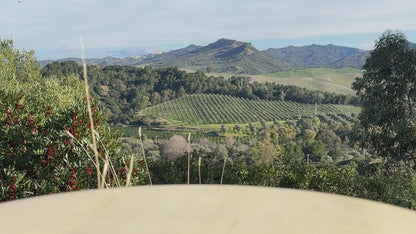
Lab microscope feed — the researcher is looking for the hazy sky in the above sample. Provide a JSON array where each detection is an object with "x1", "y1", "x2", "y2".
[{"x1": 3, "y1": 0, "x2": 416, "y2": 59}]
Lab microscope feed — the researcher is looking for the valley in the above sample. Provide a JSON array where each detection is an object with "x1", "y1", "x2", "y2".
[{"x1": 5, "y1": 32, "x2": 416, "y2": 209}]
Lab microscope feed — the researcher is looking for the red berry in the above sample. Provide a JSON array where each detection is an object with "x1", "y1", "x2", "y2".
[{"x1": 87, "y1": 167, "x2": 93, "y2": 176}]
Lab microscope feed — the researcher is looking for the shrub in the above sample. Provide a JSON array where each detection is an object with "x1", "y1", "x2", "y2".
[
  {"x1": 0, "y1": 39, "x2": 146, "y2": 201},
  {"x1": 161, "y1": 134, "x2": 187, "y2": 160}
]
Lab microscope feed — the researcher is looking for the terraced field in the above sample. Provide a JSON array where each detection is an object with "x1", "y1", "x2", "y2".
[{"x1": 140, "y1": 94, "x2": 361, "y2": 125}]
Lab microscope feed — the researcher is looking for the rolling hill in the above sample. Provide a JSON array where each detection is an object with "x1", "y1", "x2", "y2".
[{"x1": 252, "y1": 67, "x2": 363, "y2": 95}]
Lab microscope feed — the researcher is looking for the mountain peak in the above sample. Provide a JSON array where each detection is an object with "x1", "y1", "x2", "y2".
[
  {"x1": 134, "y1": 38, "x2": 289, "y2": 74},
  {"x1": 207, "y1": 38, "x2": 244, "y2": 49},
  {"x1": 216, "y1": 38, "x2": 238, "y2": 44}
]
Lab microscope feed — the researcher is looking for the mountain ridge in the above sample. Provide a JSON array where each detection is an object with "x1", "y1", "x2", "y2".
[
  {"x1": 263, "y1": 44, "x2": 363, "y2": 68},
  {"x1": 39, "y1": 39, "x2": 416, "y2": 74},
  {"x1": 135, "y1": 38, "x2": 291, "y2": 74}
]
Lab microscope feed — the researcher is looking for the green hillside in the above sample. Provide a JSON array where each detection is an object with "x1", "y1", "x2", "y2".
[
  {"x1": 140, "y1": 94, "x2": 361, "y2": 126},
  {"x1": 265, "y1": 67, "x2": 361, "y2": 78},
  {"x1": 252, "y1": 67, "x2": 362, "y2": 95}
]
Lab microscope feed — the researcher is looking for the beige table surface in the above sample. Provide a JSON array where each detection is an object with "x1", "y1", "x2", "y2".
[{"x1": 0, "y1": 185, "x2": 415, "y2": 234}]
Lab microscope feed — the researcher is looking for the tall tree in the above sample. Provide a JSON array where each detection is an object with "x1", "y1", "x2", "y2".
[{"x1": 351, "y1": 30, "x2": 416, "y2": 161}]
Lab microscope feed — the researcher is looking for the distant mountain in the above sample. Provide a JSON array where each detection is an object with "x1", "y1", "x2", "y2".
[
  {"x1": 39, "y1": 40, "x2": 416, "y2": 74},
  {"x1": 328, "y1": 51, "x2": 370, "y2": 69},
  {"x1": 328, "y1": 42, "x2": 416, "y2": 69},
  {"x1": 40, "y1": 39, "x2": 290, "y2": 75},
  {"x1": 264, "y1": 44, "x2": 363, "y2": 68},
  {"x1": 135, "y1": 38, "x2": 290, "y2": 74},
  {"x1": 38, "y1": 56, "x2": 134, "y2": 68}
]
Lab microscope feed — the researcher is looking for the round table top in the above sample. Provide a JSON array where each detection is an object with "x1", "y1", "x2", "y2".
[{"x1": 1, "y1": 185, "x2": 415, "y2": 234}]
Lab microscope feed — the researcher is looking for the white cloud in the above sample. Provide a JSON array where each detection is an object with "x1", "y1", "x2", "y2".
[{"x1": 3, "y1": 0, "x2": 416, "y2": 58}]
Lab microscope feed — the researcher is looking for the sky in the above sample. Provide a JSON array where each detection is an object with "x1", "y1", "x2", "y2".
[{"x1": 3, "y1": 0, "x2": 416, "y2": 60}]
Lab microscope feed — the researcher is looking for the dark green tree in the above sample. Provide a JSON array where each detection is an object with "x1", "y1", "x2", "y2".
[
  {"x1": 303, "y1": 140, "x2": 326, "y2": 162},
  {"x1": 220, "y1": 124, "x2": 227, "y2": 134},
  {"x1": 351, "y1": 30, "x2": 416, "y2": 161}
]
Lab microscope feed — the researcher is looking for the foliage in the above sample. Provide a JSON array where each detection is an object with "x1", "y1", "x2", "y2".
[
  {"x1": 146, "y1": 153, "x2": 416, "y2": 209},
  {"x1": 0, "y1": 39, "x2": 145, "y2": 201},
  {"x1": 302, "y1": 140, "x2": 327, "y2": 162},
  {"x1": 316, "y1": 129, "x2": 341, "y2": 150},
  {"x1": 121, "y1": 111, "x2": 358, "y2": 167},
  {"x1": 351, "y1": 30, "x2": 416, "y2": 161},
  {"x1": 328, "y1": 148, "x2": 343, "y2": 161}
]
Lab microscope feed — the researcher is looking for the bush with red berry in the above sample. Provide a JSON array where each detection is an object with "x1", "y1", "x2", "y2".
[{"x1": 0, "y1": 39, "x2": 146, "y2": 201}]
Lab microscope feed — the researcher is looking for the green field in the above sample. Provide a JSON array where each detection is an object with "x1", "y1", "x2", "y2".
[
  {"x1": 249, "y1": 68, "x2": 363, "y2": 95},
  {"x1": 140, "y1": 94, "x2": 361, "y2": 126}
]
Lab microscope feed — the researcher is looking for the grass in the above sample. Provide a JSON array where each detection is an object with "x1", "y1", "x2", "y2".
[
  {"x1": 265, "y1": 67, "x2": 362, "y2": 78},
  {"x1": 191, "y1": 67, "x2": 362, "y2": 95},
  {"x1": 81, "y1": 39, "x2": 150, "y2": 188},
  {"x1": 81, "y1": 39, "x2": 102, "y2": 188}
]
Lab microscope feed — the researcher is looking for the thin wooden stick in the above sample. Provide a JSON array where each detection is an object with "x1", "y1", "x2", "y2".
[
  {"x1": 101, "y1": 157, "x2": 110, "y2": 188},
  {"x1": 220, "y1": 157, "x2": 227, "y2": 185},
  {"x1": 139, "y1": 127, "x2": 152, "y2": 185},
  {"x1": 187, "y1": 133, "x2": 191, "y2": 184},
  {"x1": 125, "y1": 154, "x2": 135, "y2": 187},
  {"x1": 198, "y1": 156, "x2": 202, "y2": 184}
]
